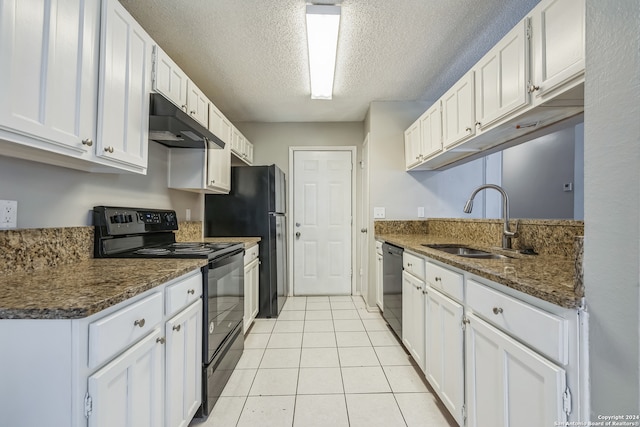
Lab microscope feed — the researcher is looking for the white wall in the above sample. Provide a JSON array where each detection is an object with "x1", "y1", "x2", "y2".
[
  {"x1": 0, "y1": 142, "x2": 202, "y2": 228},
  {"x1": 236, "y1": 122, "x2": 364, "y2": 175},
  {"x1": 585, "y1": 0, "x2": 640, "y2": 415},
  {"x1": 366, "y1": 101, "x2": 490, "y2": 221}
]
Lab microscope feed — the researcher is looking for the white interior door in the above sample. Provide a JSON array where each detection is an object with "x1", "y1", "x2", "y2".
[{"x1": 293, "y1": 150, "x2": 353, "y2": 295}]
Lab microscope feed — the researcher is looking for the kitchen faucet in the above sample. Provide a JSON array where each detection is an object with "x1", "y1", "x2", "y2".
[{"x1": 463, "y1": 184, "x2": 518, "y2": 250}]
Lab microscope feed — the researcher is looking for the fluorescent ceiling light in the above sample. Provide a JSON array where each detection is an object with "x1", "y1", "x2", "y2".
[{"x1": 306, "y1": 4, "x2": 341, "y2": 100}]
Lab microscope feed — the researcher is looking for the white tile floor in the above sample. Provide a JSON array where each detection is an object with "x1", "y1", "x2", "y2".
[{"x1": 190, "y1": 295, "x2": 457, "y2": 427}]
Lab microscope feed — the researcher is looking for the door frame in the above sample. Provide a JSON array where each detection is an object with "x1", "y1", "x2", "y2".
[{"x1": 288, "y1": 146, "x2": 358, "y2": 296}]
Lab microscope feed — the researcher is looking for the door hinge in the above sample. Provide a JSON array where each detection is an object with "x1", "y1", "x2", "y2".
[
  {"x1": 84, "y1": 393, "x2": 93, "y2": 418},
  {"x1": 563, "y1": 387, "x2": 572, "y2": 415},
  {"x1": 462, "y1": 404, "x2": 467, "y2": 424},
  {"x1": 359, "y1": 160, "x2": 364, "y2": 169},
  {"x1": 526, "y1": 21, "x2": 532, "y2": 39}
]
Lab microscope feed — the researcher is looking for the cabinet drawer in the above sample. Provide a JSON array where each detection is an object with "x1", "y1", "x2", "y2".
[
  {"x1": 89, "y1": 292, "x2": 163, "y2": 369},
  {"x1": 244, "y1": 244, "x2": 258, "y2": 264},
  {"x1": 403, "y1": 252, "x2": 425, "y2": 281},
  {"x1": 466, "y1": 279, "x2": 568, "y2": 365},
  {"x1": 166, "y1": 272, "x2": 202, "y2": 316},
  {"x1": 425, "y1": 261, "x2": 463, "y2": 302}
]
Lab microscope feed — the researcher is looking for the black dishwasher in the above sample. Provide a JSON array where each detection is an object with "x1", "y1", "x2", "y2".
[{"x1": 382, "y1": 243, "x2": 403, "y2": 338}]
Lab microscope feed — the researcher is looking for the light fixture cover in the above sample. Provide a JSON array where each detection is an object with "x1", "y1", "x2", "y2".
[{"x1": 305, "y1": 4, "x2": 341, "y2": 100}]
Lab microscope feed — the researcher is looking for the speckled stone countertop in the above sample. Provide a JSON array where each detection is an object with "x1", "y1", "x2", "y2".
[
  {"x1": 377, "y1": 233, "x2": 582, "y2": 309},
  {"x1": 201, "y1": 237, "x2": 260, "y2": 248},
  {"x1": 0, "y1": 258, "x2": 206, "y2": 320}
]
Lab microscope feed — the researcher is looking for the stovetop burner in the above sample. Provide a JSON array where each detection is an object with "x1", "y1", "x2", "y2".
[{"x1": 134, "y1": 248, "x2": 172, "y2": 255}]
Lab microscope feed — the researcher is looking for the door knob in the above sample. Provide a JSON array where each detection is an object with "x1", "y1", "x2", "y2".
[{"x1": 295, "y1": 232, "x2": 301, "y2": 238}]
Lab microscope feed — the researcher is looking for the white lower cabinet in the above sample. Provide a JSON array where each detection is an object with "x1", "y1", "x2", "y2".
[
  {"x1": 424, "y1": 286, "x2": 465, "y2": 425},
  {"x1": 401, "y1": 270, "x2": 425, "y2": 370},
  {"x1": 165, "y1": 300, "x2": 203, "y2": 427},
  {"x1": 375, "y1": 241, "x2": 384, "y2": 310},
  {"x1": 243, "y1": 245, "x2": 260, "y2": 333},
  {"x1": 0, "y1": 270, "x2": 203, "y2": 427},
  {"x1": 88, "y1": 328, "x2": 164, "y2": 427},
  {"x1": 465, "y1": 312, "x2": 567, "y2": 427}
]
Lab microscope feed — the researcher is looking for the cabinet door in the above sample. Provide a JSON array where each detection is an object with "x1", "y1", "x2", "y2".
[
  {"x1": 88, "y1": 329, "x2": 164, "y2": 427},
  {"x1": 401, "y1": 271, "x2": 424, "y2": 369},
  {"x1": 206, "y1": 139, "x2": 231, "y2": 193},
  {"x1": 404, "y1": 120, "x2": 421, "y2": 169},
  {"x1": 230, "y1": 127, "x2": 242, "y2": 155},
  {"x1": 474, "y1": 19, "x2": 529, "y2": 131},
  {"x1": 244, "y1": 140, "x2": 254, "y2": 165},
  {"x1": 0, "y1": 0, "x2": 99, "y2": 154},
  {"x1": 419, "y1": 102, "x2": 442, "y2": 160},
  {"x1": 153, "y1": 46, "x2": 188, "y2": 110},
  {"x1": 442, "y1": 71, "x2": 475, "y2": 149},
  {"x1": 530, "y1": 0, "x2": 585, "y2": 101},
  {"x1": 376, "y1": 253, "x2": 383, "y2": 310},
  {"x1": 424, "y1": 287, "x2": 464, "y2": 425},
  {"x1": 186, "y1": 80, "x2": 208, "y2": 128},
  {"x1": 465, "y1": 313, "x2": 567, "y2": 427},
  {"x1": 97, "y1": 0, "x2": 152, "y2": 171},
  {"x1": 250, "y1": 259, "x2": 260, "y2": 320},
  {"x1": 165, "y1": 300, "x2": 202, "y2": 427}
]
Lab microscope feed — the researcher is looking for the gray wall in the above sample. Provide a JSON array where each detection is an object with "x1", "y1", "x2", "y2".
[
  {"x1": 502, "y1": 126, "x2": 576, "y2": 219},
  {"x1": 0, "y1": 142, "x2": 202, "y2": 228},
  {"x1": 585, "y1": 0, "x2": 640, "y2": 415}
]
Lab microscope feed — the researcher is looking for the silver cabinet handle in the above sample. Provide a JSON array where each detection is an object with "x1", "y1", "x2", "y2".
[
  {"x1": 435, "y1": 277, "x2": 442, "y2": 282},
  {"x1": 475, "y1": 122, "x2": 481, "y2": 127},
  {"x1": 181, "y1": 105, "x2": 188, "y2": 112},
  {"x1": 82, "y1": 138, "x2": 93, "y2": 147},
  {"x1": 210, "y1": 180, "x2": 215, "y2": 185},
  {"x1": 187, "y1": 289, "x2": 195, "y2": 295},
  {"x1": 407, "y1": 262, "x2": 412, "y2": 267},
  {"x1": 361, "y1": 228, "x2": 368, "y2": 233},
  {"x1": 493, "y1": 307, "x2": 503, "y2": 315},
  {"x1": 173, "y1": 324, "x2": 181, "y2": 332},
  {"x1": 466, "y1": 127, "x2": 472, "y2": 132},
  {"x1": 528, "y1": 83, "x2": 540, "y2": 93},
  {"x1": 134, "y1": 318, "x2": 145, "y2": 328},
  {"x1": 190, "y1": 110, "x2": 196, "y2": 115},
  {"x1": 156, "y1": 337, "x2": 165, "y2": 344},
  {"x1": 104, "y1": 146, "x2": 114, "y2": 153}
]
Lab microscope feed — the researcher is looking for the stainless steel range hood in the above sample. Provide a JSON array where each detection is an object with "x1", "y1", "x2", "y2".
[{"x1": 148, "y1": 94, "x2": 224, "y2": 149}]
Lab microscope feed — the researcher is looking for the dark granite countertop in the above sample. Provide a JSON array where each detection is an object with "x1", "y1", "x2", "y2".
[
  {"x1": 0, "y1": 258, "x2": 206, "y2": 320},
  {"x1": 377, "y1": 233, "x2": 581, "y2": 309}
]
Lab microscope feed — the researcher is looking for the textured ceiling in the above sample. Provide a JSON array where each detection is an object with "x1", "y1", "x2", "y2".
[{"x1": 120, "y1": 0, "x2": 539, "y2": 123}]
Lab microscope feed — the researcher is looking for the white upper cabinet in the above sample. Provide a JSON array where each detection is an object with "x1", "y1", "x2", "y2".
[
  {"x1": 404, "y1": 119, "x2": 422, "y2": 169},
  {"x1": 152, "y1": 46, "x2": 188, "y2": 111},
  {"x1": 530, "y1": 0, "x2": 585, "y2": 103},
  {"x1": 230, "y1": 126, "x2": 254, "y2": 165},
  {"x1": 442, "y1": 71, "x2": 476, "y2": 149},
  {"x1": 96, "y1": 0, "x2": 152, "y2": 172},
  {"x1": 474, "y1": 19, "x2": 529, "y2": 131},
  {"x1": 419, "y1": 102, "x2": 442, "y2": 160},
  {"x1": 206, "y1": 104, "x2": 231, "y2": 194},
  {"x1": 186, "y1": 80, "x2": 208, "y2": 128},
  {"x1": 0, "y1": 0, "x2": 99, "y2": 156}
]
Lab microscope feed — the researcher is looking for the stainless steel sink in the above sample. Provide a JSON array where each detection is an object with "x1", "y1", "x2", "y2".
[{"x1": 422, "y1": 244, "x2": 512, "y2": 260}]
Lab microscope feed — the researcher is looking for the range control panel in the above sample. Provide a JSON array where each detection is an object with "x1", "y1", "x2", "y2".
[{"x1": 94, "y1": 206, "x2": 178, "y2": 236}]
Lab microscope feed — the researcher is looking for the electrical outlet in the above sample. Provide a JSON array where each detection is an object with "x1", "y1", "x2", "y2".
[
  {"x1": 185, "y1": 208, "x2": 191, "y2": 221},
  {"x1": 0, "y1": 200, "x2": 17, "y2": 229},
  {"x1": 373, "y1": 207, "x2": 386, "y2": 219},
  {"x1": 563, "y1": 182, "x2": 573, "y2": 192},
  {"x1": 417, "y1": 207, "x2": 425, "y2": 218}
]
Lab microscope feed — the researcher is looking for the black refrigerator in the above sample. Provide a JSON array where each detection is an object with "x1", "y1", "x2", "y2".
[{"x1": 204, "y1": 165, "x2": 288, "y2": 318}]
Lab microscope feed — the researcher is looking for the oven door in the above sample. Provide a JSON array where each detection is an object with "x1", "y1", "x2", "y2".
[{"x1": 203, "y1": 249, "x2": 244, "y2": 364}]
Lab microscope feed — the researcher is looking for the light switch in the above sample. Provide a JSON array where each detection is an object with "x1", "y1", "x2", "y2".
[{"x1": 373, "y1": 207, "x2": 386, "y2": 219}]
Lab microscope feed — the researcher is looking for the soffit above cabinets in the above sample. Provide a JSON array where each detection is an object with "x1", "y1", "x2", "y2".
[{"x1": 119, "y1": 0, "x2": 539, "y2": 123}]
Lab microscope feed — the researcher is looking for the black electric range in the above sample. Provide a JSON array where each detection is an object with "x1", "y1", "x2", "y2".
[{"x1": 92, "y1": 206, "x2": 245, "y2": 418}]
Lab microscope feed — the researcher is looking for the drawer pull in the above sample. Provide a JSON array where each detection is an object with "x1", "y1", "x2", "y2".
[
  {"x1": 435, "y1": 277, "x2": 442, "y2": 282},
  {"x1": 134, "y1": 318, "x2": 146, "y2": 328},
  {"x1": 492, "y1": 307, "x2": 503, "y2": 315},
  {"x1": 156, "y1": 337, "x2": 165, "y2": 344},
  {"x1": 173, "y1": 324, "x2": 181, "y2": 332},
  {"x1": 187, "y1": 289, "x2": 195, "y2": 295},
  {"x1": 407, "y1": 262, "x2": 412, "y2": 267}
]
